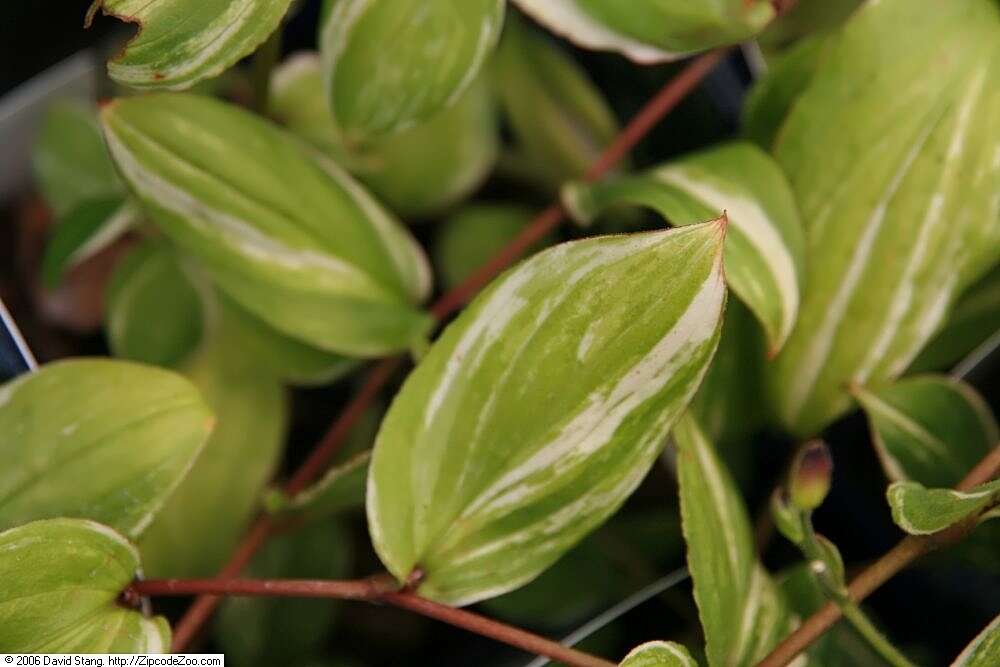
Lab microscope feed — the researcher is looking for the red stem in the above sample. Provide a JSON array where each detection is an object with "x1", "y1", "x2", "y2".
[{"x1": 168, "y1": 48, "x2": 730, "y2": 652}]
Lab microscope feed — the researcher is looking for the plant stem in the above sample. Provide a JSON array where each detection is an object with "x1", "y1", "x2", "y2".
[
  {"x1": 132, "y1": 577, "x2": 614, "y2": 667},
  {"x1": 251, "y1": 28, "x2": 282, "y2": 114},
  {"x1": 756, "y1": 444, "x2": 1000, "y2": 667},
  {"x1": 168, "y1": 47, "x2": 731, "y2": 652},
  {"x1": 837, "y1": 600, "x2": 914, "y2": 667}
]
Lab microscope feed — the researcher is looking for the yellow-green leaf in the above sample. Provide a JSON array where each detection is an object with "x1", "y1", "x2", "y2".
[
  {"x1": 266, "y1": 451, "x2": 370, "y2": 524},
  {"x1": 620, "y1": 641, "x2": 699, "y2": 667},
  {"x1": 887, "y1": 479, "x2": 1000, "y2": 536},
  {"x1": 952, "y1": 614, "x2": 1000, "y2": 667}
]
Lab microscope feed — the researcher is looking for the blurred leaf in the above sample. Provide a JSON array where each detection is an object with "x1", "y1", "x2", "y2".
[
  {"x1": 92, "y1": 0, "x2": 294, "y2": 90},
  {"x1": 767, "y1": 0, "x2": 1000, "y2": 437},
  {"x1": 42, "y1": 197, "x2": 138, "y2": 289},
  {"x1": 770, "y1": 489, "x2": 804, "y2": 546},
  {"x1": 266, "y1": 450, "x2": 369, "y2": 523},
  {"x1": 952, "y1": 614, "x2": 1000, "y2": 666},
  {"x1": 368, "y1": 223, "x2": 726, "y2": 605},
  {"x1": 100, "y1": 93, "x2": 433, "y2": 357},
  {"x1": 853, "y1": 376, "x2": 997, "y2": 488},
  {"x1": 758, "y1": 0, "x2": 863, "y2": 49},
  {"x1": 513, "y1": 0, "x2": 773, "y2": 62},
  {"x1": 564, "y1": 142, "x2": 804, "y2": 354},
  {"x1": 619, "y1": 641, "x2": 698, "y2": 667},
  {"x1": 433, "y1": 203, "x2": 538, "y2": 290},
  {"x1": 215, "y1": 520, "x2": 351, "y2": 666},
  {"x1": 319, "y1": 0, "x2": 504, "y2": 141},
  {"x1": 0, "y1": 518, "x2": 170, "y2": 652},
  {"x1": 675, "y1": 414, "x2": 796, "y2": 667},
  {"x1": 887, "y1": 479, "x2": 1000, "y2": 536},
  {"x1": 0, "y1": 359, "x2": 212, "y2": 538}
]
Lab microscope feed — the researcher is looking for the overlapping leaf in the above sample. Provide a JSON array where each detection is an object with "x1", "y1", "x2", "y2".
[
  {"x1": 620, "y1": 641, "x2": 698, "y2": 667},
  {"x1": 952, "y1": 614, "x2": 1000, "y2": 666},
  {"x1": 266, "y1": 451, "x2": 370, "y2": 524},
  {"x1": 0, "y1": 518, "x2": 170, "y2": 652},
  {"x1": 887, "y1": 479, "x2": 1000, "y2": 536},
  {"x1": 434, "y1": 204, "x2": 540, "y2": 290},
  {"x1": 42, "y1": 197, "x2": 140, "y2": 289},
  {"x1": 768, "y1": 0, "x2": 1000, "y2": 436},
  {"x1": 368, "y1": 222, "x2": 727, "y2": 605}
]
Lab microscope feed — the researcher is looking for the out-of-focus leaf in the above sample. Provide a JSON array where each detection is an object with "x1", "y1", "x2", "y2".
[
  {"x1": 564, "y1": 142, "x2": 804, "y2": 354},
  {"x1": 319, "y1": 0, "x2": 504, "y2": 142},
  {"x1": 266, "y1": 450, "x2": 369, "y2": 523},
  {"x1": 32, "y1": 101, "x2": 122, "y2": 217},
  {"x1": 767, "y1": 0, "x2": 1000, "y2": 437},
  {"x1": 758, "y1": 0, "x2": 863, "y2": 49},
  {"x1": 770, "y1": 489, "x2": 804, "y2": 545},
  {"x1": 91, "y1": 0, "x2": 294, "y2": 90},
  {"x1": 619, "y1": 641, "x2": 698, "y2": 667},
  {"x1": 368, "y1": 222, "x2": 727, "y2": 605},
  {"x1": 140, "y1": 339, "x2": 287, "y2": 577},
  {"x1": 42, "y1": 197, "x2": 139, "y2": 289},
  {"x1": 493, "y1": 15, "x2": 620, "y2": 188},
  {"x1": 0, "y1": 359, "x2": 212, "y2": 538},
  {"x1": 910, "y1": 264, "x2": 1000, "y2": 373},
  {"x1": 215, "y1": 520, "x2": 351, "y2": 666},
  {"x1": 513, "y1": 0, "x2": 773, "y2": 63},
  {"x1": 433, "y1": 204, "x2": 537, "y2": 290},
  {"x1": 951, "y1": 614, "x2": 1000, "y2": 666},
  {"x1": 853, "y1": 376, "x2": 997, "y2": 488},
  {"x1": 675, "y1": 414, "x2": 795, "y2": 667},
  {"x1": 887, "y1": 479, "x2": 1000, "y2": 536},
  {"x1": 100, "y1": 93, "x2": 433, "y2": 357},
  {"x1": 0, "y1": 518, "x2": 170, "y2": 652}
]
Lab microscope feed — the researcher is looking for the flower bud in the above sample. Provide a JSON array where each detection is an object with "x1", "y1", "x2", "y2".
[{"x1": 788, "y1": 440, "x2": 833, "y2": 511}]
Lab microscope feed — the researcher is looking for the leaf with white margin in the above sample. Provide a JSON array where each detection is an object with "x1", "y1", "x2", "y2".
[
  {"x1": 0, "y1": 518, "x2": 169, "y2": 652},
  {"x1": 513, "y1": 0, "x2": 774, "y2": 64},
  {"x1": 319, "y1": 0, "x2": 504, "y2": 142},
  {"x1": 767, "y1": 0, "x2": 1000, "y2": 437},
  {"x1": 90, "y1": 0, "x2": 294, "y2": 90},
  {"x1": 368, "y1": 220, "x2": 727, "y2": 606},
  {"x1": 42, "y1": 196, "x2": 140, "y2": 289},
  {"x1": 564, "y1": 142, "x2": 804, "y2": 355},
  {"x1": 0, "y1": 359, "x2": 213, "y2": 538},
  {"x1": 265, "y1": 450, "x2": 370, "y2": 524},
  {"x1": 887, "y1": 479, "x2": 1000, "y2": 536},
  {"x1": 853, "y1": 375, "x2": 997, "y2": 489},
  {"x1": 675, "y1": 414, "x2": 797, "y2": 667},
  {"x1": 952, "y1": 614, "x2": 1000, "y2": 666},
  {"x1": 100, "y1": 93, "x2": 433, "y2": 358},
  {"x1": 620, "y1": 640, "x2": 699, "y2": 667}
]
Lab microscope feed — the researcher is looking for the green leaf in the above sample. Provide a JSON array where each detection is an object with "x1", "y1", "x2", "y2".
[
  {"x1": 887, "y1": 479, "x2": 1000, "y2": 536},
  {"x1": 513, "y1": 0, "x2": 774, "y2": 63},
  {"x1": 368, "y1": 221, "x2": 727, "y2": 605},
  {"x1": 42, "y1": 196, "x2": 139, "y2": 289},
  {"x1": 433, "y1": 204, "x2": 540, "y2": 290},
  {"x1": 91, "y1": 0, "x2": 294, "y2": 90},
  {"x1": 770, "y1": 489, "x2": 805, "y2": 545},
  {"x1": 493, "y1": 14, "x2": 620, "y2": 188},
  {"x1": 767, "y1": 0, "x2": 1000, "y2": 437},
  {"x1": 140, "y1": 339, "x2": 287, "y2": 577},
  {"x1": 266, "y1": 450, "x2": 370, "y2": 523},
  {"x1": 271, "y1": 52, "x2": 499, "y2": 218},
  {"x1": 100, "y1": 93, "x2": 433, "y2": 357},
  {"x1": 675, "y1": 414, "x2": 796, "y2": 667},
  {"x1": 564, "y1": 142, "x2": 805, "y2": 354},
  {"x1": 319, "y1": 0, "x2": 504, "y2": 142},
  {"x1": 853, "y1": 376, "x2": 997, "y2": 488},
  {"x1": 952, "y1": 614, "x2": 1000, "y2": 667},
  {"x1": 32, "y1": 101, "x2": 122, "y2": 217},
  {"x1": 757, "y1": 0, "x2": 863, "y2": 49},
  {"x1": 0, "y1": 359, "x2": 212, "y2": 538},
  {"x1": 0, "y1": 518, "x2": 170, "y2": 652},
  {"x1": 620, "y1": 641, "x2": 699, "y2": 667}
]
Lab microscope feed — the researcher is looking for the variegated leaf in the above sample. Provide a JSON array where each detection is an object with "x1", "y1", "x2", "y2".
[
  {"x1": 513, "y1": 0, "x2": 774, "y2": 63},
  {"x1": 42, "y1": 196, "x2": 140, "y2": 289},
  {"x1": 368, "y1": 221, "x2": 727, "y2": 605},
  {"x1": 319, "y1": 0, "x2": 504, "y2": 142},
  {"x1": 952, "y1": 614, "x2": 1000, "y2": 667},
  {"x1": 90, "y1": 0, "x2": 294, "y2": 90},
  {"x1": 564, "y1": 142, "x2": 804, "y2": 354},
  {"x1": 853, "y1": 376, "x2": 997, "y2": 488},
  {"x1": 887, "y1": 479, "x2": 1000, "y2": 536},
  {"x1": 675, "y1": 414, "x2": 796, "y2": 667},
  {"x1": 0, "y1": 519, "x2": 170, "y2": 652},
  {"x1": 100, "y1": 93, "x2": 433, "y2": 357},
  {"x1": 620, "y1": 641, "x2": 699, "y2": 667},
  {"x1": 0, "y1": 359, "x2": 213, "y2": 538},
  {"x1": 767, "y1": 0, "x2": 1000, "y2": 437},
  {"x1": 266, "y1": 450, "x2": 370, "y2": 524}
]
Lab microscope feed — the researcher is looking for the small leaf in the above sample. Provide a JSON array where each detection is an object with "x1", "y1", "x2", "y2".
[
  {"x1": 564, "y1": 142, "x2": 805, "y2": 354},
  {"x1": 952, "y1": 614, "x2": 1000, "y2": 667},
  {"x1": 0, "y1": 518, "x2": 169, "y2": 652},
  {"x1": 319, "y1": 0, "x2": 504, "y2": 141},
  {"x1": 42, "y1": 196, "x2": 138, "y2": 289},
  {"x1": 0, "y1": 359, "x2": 213, "y2": 538},
  {"x1": 887, "y1": 479, "x2": 1000, "y2": 536},
  {"x1": 433, "y1": 204, "x2": 540, "y2": 290},
  {"x1": 770, "y1": 489, "x2": 805, "y2": 545},
  {"x1": 266, "y1": 451, "x2": 370, "y2": 523},
  {"x1": 620, "y1": 641, "x2": 699, "y2": 667},
  {"x1": 513, "y1": 0, "x2": 774, "y2": 63},
  {"x1": 675, "y1": 414, "x2": 796, "y2": 667},
  {"x1": 92, "y1": 0, "x2": 294, "y2": 90},
  {"x1": 853, "y1": 375, "x2": 997, "y2": 488},
  {"x1": 368, "y1": 221, "x2": 727, "y2": 605},
  {"x1": 100, "y1": 93, "x2": 433, "y2": 357}
]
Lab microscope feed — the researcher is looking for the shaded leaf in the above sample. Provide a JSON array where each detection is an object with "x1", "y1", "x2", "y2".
[
  {"x1": 368, "y1": 222, "x2": 727, "y2": 605},
  {"x1": 887, "y1": 479, "x2": 1000, "y2": 536},
  {"x1": 952, "y1": 614, "x2": 1000, "y2": 666},
  {"x1": 620, "y1": 641, "x2": 698, "y2": 667},
  {"x1": 266, "y1": 450, "x2": 370, "y2": 523},
  {"x1": 42, "y1": 196, "x2": 138, "y2": 289},
  {"x1": 433, "y1": 204, "x2": 539, "y2": 290}
]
